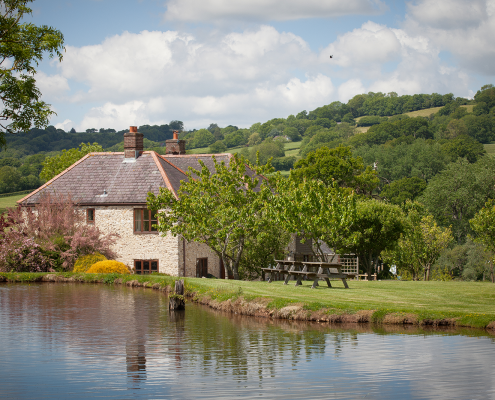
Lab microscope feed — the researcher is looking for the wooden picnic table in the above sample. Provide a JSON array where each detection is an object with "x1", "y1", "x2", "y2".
[{"x1": 262, "y1": 260, "x2": 354, "y2": 289}]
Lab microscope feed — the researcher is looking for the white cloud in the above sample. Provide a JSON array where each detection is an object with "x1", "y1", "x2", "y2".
[
  {"x1": 338, "y1": 79, "x2": 366, "y2": 103},
  {"x1": 58, "y1": 26, "x2": 316, "y2": 104},
  {"x1": 50, "y1": 20, "x2": 483, "y2": 131},
  {"x1": 54, "y1": 119, "x2": 74, "y2": 132},
  {"x1": 320, "y1": 22, "x2": 402, "y2": 71},
  {"x1": 407, "y1": 0, "x2": 488, "y2": 30},
  {"x1": 163, "y1": 0, "x2": 387, "y2": 22},
  {"x1": 77, "y1": 74, "x2": 335, "y2": 131},
  {"x1": 36, "y1": 72, "x2": 70, "y2": 101},
  {"x1": 404, "y1": 0, "x2": 495, "y2": 75},
  {"x1": 78, "y1": 101, "x2": 150, "y2": 131}
]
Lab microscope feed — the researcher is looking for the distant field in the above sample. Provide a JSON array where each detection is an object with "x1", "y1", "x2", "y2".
[
  {"x1": 0, "y1": 193, "x2": 27, "y2": 214},
  {"x1": 187, "y1": 140, "x2": 302, "y2": 159},
  {"x1": 484, "y1": 143, "x2": 495, "y2": 156},
  {"x1": 283, "y1": 141, "x2": 302, "y2": 158},
  {"x1": 354, "y1": 104, "x2": 473, "y2": 123},
  {"x1": 187, "y1": 147, "x2": 211, "y2": 154},
  {"x1": 355, "y1": 126, "x2": 370, "y2": 133},
  {"x1": 461, "y1": 104, "x2": 475, "y2": 113},
  {"x1": 404, "y1": 106, "x2": 443, "y2": 118}
]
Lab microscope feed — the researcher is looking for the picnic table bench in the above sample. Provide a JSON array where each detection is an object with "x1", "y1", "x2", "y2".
[{"x1": 262, "y1": 260, "x2": 353, "y2": 289}]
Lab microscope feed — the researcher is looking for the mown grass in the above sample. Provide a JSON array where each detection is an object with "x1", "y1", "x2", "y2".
[
  {"x1": 3, "y1": 273, "x2": 493, "y2": 328},
  {"x1": 186, "y1": 279, "x2": 495, "y2": 328}
]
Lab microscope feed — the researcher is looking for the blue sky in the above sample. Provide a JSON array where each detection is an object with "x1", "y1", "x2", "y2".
[{"x1": 27, "y1": 0, "x2": 495, "y2": 132}]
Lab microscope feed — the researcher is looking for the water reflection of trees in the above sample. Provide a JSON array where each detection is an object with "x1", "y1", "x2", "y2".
[
  {"x1": 160, "y1": 306, "x2": 363, "y2": 381},
  {"x1": 2, "y1": 283, "x2": 495, "y2": 391}
]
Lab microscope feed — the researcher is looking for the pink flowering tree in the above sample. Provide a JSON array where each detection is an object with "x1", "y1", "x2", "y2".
[{"x1": 0, "y1": 193, "x2": 118, "y2": 272}]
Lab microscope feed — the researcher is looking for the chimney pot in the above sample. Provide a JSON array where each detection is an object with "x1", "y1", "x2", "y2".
[
  {"x1": 124, "y1": 126, "x2": 144, "y2": 160},
  {"x1": 166, "y1": 130, "x2": 186, "y2": 155}
]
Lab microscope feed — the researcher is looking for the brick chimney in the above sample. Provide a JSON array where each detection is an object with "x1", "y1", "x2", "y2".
[
  {"x1": 165, "y1": 130, "x2": 186, "y2": 155},
  {"x1": 124, "y1": 126, "x2": 143, "y2": 160}
]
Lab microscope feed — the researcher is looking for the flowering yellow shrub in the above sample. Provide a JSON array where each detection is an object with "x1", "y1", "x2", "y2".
[
  {"x1": 73, "y1": 253, "x2": 107, "y2": 273},
  {"x1": 86, "y1": 260, "x2": 130, "y2": 274}
]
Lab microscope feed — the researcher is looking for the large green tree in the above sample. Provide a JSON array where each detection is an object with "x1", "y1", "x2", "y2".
[
  {"x1": 271, "y1": 178, "x2": 357, "y2": 261},
  {"x1": 470, "y1": 199, "x2": 495, "y2": 282},
  {"x1": 421, "y1": 156, "x2": 495, "y2": 242},
  {"x1": 413, "y1": 215, "x2": 453, "y2": 281},
  {"x1": 0, "y1": 0, "x2": 64, "y2": 147},
  {"x1": 383, "y1": 201, "x2": 426, "y2": 280},
  {"x1": 380, "y1": 177, "x2": 427, "y2": 205},
  {"x1": 335, "y1": 199, "x2": 405, "y2": 280},
  {"x1": 291, "y1": 145, "x2": 379, "y2": 195},
  {"x1": 148, "y1": 154, "x2": 286, "y2": 280}
]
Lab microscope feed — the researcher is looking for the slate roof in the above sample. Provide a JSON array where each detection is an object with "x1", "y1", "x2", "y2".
[
  {"x1": 17, "y1": 150, "x2": 264, "y2": 207},
  {"x1": 161, "y1": 153, "x2": 233, "y2": 177},
  {"x1": 18, "y1": 151, "x2": 190, "y2": 206}
]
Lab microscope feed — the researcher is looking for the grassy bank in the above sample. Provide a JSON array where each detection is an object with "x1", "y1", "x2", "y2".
[{"x1": 2, "y1": 272, "x2": 494, "y2": 329}]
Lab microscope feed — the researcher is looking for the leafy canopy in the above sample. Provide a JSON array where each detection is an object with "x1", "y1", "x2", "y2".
[
  {"x1": 148, "y1": 154, "x2": 284, "y2": 280},
  {"x1": 335, "y1": 199, "x2": 405, "y2": 279},
  {"x1": 271, "y1": 177, "x2": 357, "y2": 261},
  {"x1": 291, "y1": 145, "x2": 379, "y2": 195},
  {"x1": 0, "y1": 0, "x2": 65, "y2": 146},
  {"x1": 470, "y1": 199, "x2": 495, "y2": 258}
]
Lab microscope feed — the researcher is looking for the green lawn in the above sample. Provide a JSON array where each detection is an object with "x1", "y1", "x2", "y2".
[
  {"x1": 0, "y1": 193, "x2": 28, "y2": 214},
  {"x1": 185, "y1": 278, "x2": 495, "y2": 327}
]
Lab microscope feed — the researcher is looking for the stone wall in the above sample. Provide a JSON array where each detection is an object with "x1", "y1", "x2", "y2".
[
  {"x1": 181, "y1": 239, "x2": 221, "y2": 278},
  {"x1": 90, "y1": 205, "x2": 220, "y2": 277},
  {"x1": 90, "y1": 206, "x2": 180, "y2": 275}
]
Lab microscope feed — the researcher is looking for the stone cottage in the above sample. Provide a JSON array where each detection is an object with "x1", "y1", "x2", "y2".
[{"x1": 17, "y1": 126, "x2": 228, "y2": 278}]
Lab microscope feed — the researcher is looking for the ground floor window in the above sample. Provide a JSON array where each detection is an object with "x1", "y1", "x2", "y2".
[
  {"x1": 196, "y1": 258, "x2": 208, "y2": 278},
  {"x1": 134, "y1": 260, "x2": 159, "y2": 274}
]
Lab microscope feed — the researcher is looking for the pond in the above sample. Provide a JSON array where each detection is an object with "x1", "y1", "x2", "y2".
[{"x1": 0, "y1": 283, "x2": 494, "y2": 399}]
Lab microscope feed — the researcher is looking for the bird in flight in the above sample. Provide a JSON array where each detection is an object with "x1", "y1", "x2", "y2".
[{"x1": 329, "y1": 55, "x2": 333, "y2": 58}]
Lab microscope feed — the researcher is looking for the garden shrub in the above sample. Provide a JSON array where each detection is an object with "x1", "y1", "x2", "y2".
[
  {"x1": 86, "y1": 260, "x2": 130, "y2": 274},
  {"x1": 0, "y1": 235, "x2": 53, "y2": 272},
  {"x1": 73, "y1": 252, "x2": 107, "y2": 273},
  {"x1": 0, "y1": 193, "x2": 118, "y2": 272}
]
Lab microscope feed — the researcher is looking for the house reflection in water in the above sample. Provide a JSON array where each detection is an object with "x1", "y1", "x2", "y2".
[{"x1": 126, "y1": 307, "x2": 148, "y2": 388}]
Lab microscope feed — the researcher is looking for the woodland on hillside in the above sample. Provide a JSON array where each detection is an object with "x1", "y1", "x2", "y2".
[{"x1": 3, "y1": 85, "x2": 495, "y2": 281}]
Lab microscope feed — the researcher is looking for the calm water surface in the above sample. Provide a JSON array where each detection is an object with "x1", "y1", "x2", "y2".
[{"x1": 1, "y1": 283, "x2": 494, "y2": 399}]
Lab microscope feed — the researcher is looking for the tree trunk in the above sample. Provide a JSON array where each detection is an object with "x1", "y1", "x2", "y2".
[
  {"x1": 363, "y1": 254, "x2": 373, "y2": 281},
  {"x1": 231, "y1": 237, "x2": 244, "y2": 280},
  {"x1": 222, "y1": 254, "x2": 233, "y2": 279},
  {"x1": 425, "y1": 264, "x2": 431, "y2": 281}
]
